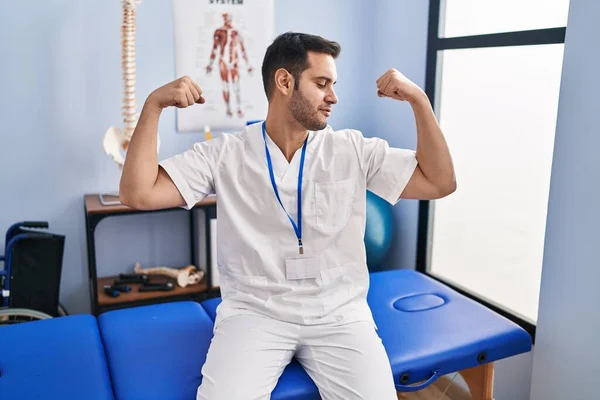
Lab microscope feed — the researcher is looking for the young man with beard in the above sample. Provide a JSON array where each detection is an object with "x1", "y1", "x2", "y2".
[{"x1": 120, "y1": 32, "x2": 456, "y2": 400}]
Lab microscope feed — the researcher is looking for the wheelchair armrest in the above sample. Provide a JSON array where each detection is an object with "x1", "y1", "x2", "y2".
[{"x1": 22, "y1": 221, "x2": 49, "y2": 229}]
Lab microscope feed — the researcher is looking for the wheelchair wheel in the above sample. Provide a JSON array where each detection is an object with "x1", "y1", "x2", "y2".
[
  {"x1": 0, "y1": 308, "x2": 53, "y2": 326},
  {"x1": 57, "y1": 303, "x2": 69, "y2": 316}
]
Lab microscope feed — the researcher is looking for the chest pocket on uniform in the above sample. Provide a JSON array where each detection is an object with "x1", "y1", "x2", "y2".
[{"x1": 314, "y1": 179, "x2": 356, "y2": 233}]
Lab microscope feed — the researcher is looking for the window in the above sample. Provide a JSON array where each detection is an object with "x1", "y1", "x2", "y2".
[
  {"x1": 441, "y1": 0, "x2": 570, "y2": 38},
  {"x1": 417, "y1": 0, "x2": 570, "y2": 340}
]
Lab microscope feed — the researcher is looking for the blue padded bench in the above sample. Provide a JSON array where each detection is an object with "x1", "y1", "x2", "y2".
[
  {"x1": 200, "y1": 270, "x2": 533, "y2": 397},
  {"x1": 0, "y1": 270, "x2": 532, "y2": 399},
  {"x1": 0, "y1": 314, "x2": 114, "y2": 399}
]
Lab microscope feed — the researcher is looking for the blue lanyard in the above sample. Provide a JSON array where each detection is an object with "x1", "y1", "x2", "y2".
[{"x1": 262, "y1": 122, "x2": 308, "y2": 255}]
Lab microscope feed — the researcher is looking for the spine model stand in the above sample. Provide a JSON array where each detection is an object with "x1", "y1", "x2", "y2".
[{"x1": 103, "y1": 0, "x2": 159, "y2": 167}]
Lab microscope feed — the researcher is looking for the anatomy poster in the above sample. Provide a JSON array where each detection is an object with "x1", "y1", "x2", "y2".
[{"x1": 173, "y1": 0, "x2": 274, "y2": 132}]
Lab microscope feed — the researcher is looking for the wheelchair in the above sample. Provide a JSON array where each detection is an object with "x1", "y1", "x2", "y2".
[{"x1": 0, "y1": 221, "x2": 68, "y2": 325}]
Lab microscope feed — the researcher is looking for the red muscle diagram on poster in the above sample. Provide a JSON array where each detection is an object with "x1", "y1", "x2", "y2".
[{"x1": 173, "y1": 0, "x2": 274, "y2": 132}]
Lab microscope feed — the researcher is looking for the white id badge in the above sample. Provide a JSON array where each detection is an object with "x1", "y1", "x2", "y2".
[{"x1": 285, "y1": 254, "x2": 319, "y2": 280}]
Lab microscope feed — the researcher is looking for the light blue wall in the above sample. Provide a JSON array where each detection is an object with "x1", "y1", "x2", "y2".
[
  {"x1": 530, "y1": 0, "x2": 600, "y2": 398},
  {"x1": 372, "y1": 0, "x2": 430, "y2": 270},
  {"x1": 0, "y1": 0, "x2": 416, "y2": 315},
  {"x1": 0, "y1": 0, "x2": 202, "y2": 313}
]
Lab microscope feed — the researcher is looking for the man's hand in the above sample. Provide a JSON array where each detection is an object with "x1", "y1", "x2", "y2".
[
  {"x1": 376, "y1": 69, "x2": 425, "y2": 104},
  {"x1": 147, "y1": 76, "x2": 206, "y2": 109}
]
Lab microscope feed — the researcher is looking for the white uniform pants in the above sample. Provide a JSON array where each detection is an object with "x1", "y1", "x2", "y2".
[{"x1": 196, "y1": 314, "x2": 397, "y2": 400}]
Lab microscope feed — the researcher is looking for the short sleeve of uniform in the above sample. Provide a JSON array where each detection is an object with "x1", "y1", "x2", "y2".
[
  {"x1": 350, "y1": 130, "x2": 418, "y2": 205},
  {"x1": 158, "y1": 137, "x2": 223, "y2": 210}
]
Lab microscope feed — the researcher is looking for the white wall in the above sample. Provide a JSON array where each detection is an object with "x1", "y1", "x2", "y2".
[
  {"x1": 530, "y1": 0, "x2": 600, "y2": 398},
  {"x1": 495, "y1": 351, "x2": 535, "y2": 400}
]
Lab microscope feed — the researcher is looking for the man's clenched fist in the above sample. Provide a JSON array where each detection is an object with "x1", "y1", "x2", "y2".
[
  {"x1": 376, "y1": 69, "x2": 425, "y2": 104},
  {"x1": 147, "y1": 76, "x2": 205, "y2": 109}
]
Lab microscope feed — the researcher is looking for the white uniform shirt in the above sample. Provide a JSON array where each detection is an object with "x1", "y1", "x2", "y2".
[{"x1": 159, "y1": 122, "x2": 417, "y2": 328}]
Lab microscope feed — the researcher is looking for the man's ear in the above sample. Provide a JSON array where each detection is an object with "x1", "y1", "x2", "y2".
[{"x1": 274, "y1": 68, "x2": 293, "y2": 96}]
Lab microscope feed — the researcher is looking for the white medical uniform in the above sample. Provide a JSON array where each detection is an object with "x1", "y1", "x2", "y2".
[{"x1": 159, "y1": 122, "x2": 417, "y2": 399}]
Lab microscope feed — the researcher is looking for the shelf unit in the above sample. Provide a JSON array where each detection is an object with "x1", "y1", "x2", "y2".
[{"x1": 84, "y1": 194, "x2": 218, "y2": 315}]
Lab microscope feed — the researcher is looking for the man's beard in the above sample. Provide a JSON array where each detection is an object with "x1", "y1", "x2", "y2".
[{"x1": 289, "y1": 89, "x2": 327, "y2": 131}]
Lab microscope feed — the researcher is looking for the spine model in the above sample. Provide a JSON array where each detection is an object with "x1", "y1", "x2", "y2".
[
  {"x1": 121, "y1": 0, "x2": 138, "y2": 146},
  {"x1": 103, "y1": 0, "x2": 159, "y2": 167}
]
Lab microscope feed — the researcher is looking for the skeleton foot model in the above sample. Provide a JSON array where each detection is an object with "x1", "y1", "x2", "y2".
[
  {"x1": 134, "y1": 262, "x2": 204, "y2": 288},
  {"x1": 103, "y1": 0, "x2": 160, "y2": 168}
]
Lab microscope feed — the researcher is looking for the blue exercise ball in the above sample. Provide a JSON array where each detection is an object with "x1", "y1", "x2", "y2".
[{"x1": 364, "y1": 191, "x2": 395, "y2": 272}]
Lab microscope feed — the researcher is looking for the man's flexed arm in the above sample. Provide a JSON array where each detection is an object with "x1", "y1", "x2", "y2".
[
  {"x1": 376, "y1": 68, "x2": 456, "y2": 200},
  {"x1": 119, "y1": 76, "x2": 205, "y2": 210}
]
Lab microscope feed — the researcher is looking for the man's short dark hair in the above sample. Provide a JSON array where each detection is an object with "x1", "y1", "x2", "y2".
[{"x1": 261, "y1": 32, "x2": 341, "y2": 100}]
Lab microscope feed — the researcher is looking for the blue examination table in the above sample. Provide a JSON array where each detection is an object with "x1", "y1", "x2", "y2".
[{"x1": 0, "y1": 269, "x2": 531, "y2": 399}]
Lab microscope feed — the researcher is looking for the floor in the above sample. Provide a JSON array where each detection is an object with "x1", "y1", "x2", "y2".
[
  {"x1": 398, "y1": 386, "x2": 454, "y2": 400},
  {"x1": 397, "y1": 376, "x2": 463, "y2": 400}
]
